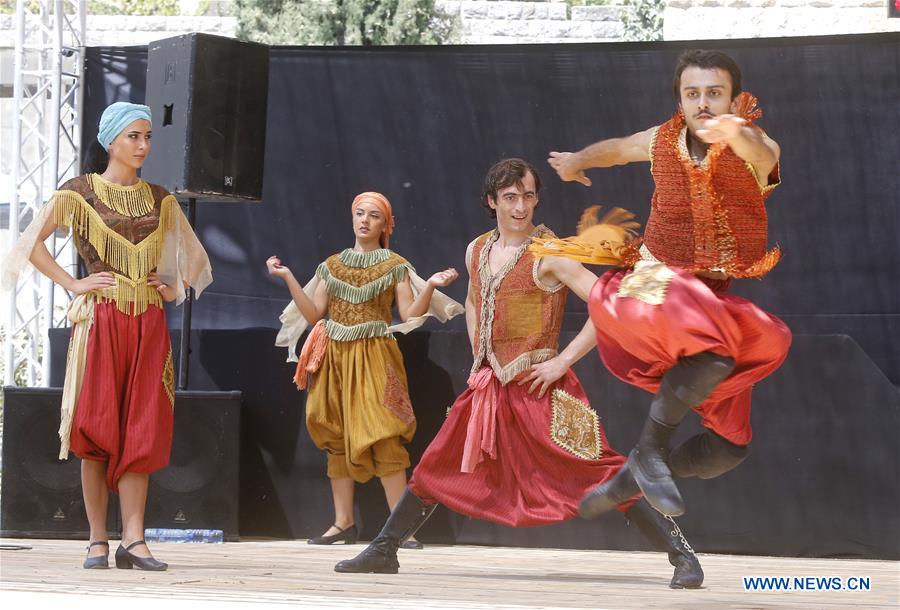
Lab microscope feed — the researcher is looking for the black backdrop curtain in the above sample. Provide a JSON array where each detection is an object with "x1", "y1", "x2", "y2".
[{"x1": 82, "y1": 34, "x2": 899, "y2": 384}]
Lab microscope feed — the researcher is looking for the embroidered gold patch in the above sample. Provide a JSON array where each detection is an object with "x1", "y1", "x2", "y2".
[
  {"x1": 550, "y1": 389, "x2": 602, "y2": 460},
  {"x1": 504, "y1": 291, "x2": 543, "y2": 338},
  {"x1": 616, "y1": 260, "x2": 676, "y2": 306},
  {"x1": 162, "y1": 350, "x2": 175, "y2": 408},
  {"x1": 384, "y1": 365, "x2": 415, "y2": 424}
]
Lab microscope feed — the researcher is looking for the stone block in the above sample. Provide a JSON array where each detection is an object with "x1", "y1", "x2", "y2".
[{"x1": 571, "y1": 5, "x2": 625, "y2": 21}]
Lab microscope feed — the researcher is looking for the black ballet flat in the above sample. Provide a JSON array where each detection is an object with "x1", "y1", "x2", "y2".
[
  {"x1": 83, "y1": 540, "x2": 109, "y2": 569},
  {"x1": 308, "y1": 524, "x2": 358, "y2": 545},
  {"x1": 115, "y1": 540, "x2": 168, "y2": 571}
]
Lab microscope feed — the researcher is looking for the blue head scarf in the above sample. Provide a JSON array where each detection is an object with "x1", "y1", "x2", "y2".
[{"x1": 97, "y1": 102, "x2": 152, "y2": 151}]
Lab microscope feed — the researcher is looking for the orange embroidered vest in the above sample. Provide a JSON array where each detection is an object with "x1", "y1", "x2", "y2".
[
  {"x1": 470, "y1": 226, "x2": 568, "y2": 385},
  {"x1": 644, "y1": 92, "x2": 781, "y2": 278}
]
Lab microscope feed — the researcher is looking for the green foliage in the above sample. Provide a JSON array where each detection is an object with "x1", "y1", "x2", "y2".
[
  {"x1": 234, "y1": 0, "x2": 456, "y2": 46},
  {"x1": 622, "y1": 0, "x2": 663, "y2": 42}
]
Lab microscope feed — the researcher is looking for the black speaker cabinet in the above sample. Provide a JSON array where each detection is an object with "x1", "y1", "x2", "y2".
[
  {"x1": 142, "y1": 33, "x2": 269, "y2": 201},
  {"x1": 145, "y1": 391, "x2": 242, "y2": 541},
  {"x1": 0, "y1": 387, "x2": 119, "y2": 538}
]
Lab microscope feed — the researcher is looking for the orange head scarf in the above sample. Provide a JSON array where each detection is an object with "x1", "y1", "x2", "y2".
[{"x1": 351, "y1": 191, "x2": 394, "y2": 249}]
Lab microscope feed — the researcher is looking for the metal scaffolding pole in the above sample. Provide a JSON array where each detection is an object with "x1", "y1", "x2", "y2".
[{"x1": 4, "y1": 0, "x2": 86, "y2": 386}]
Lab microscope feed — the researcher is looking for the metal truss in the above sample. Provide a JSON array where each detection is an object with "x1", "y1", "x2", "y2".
[{"x1": 4, "y1": 0, "x2": 85, "y2": 386}]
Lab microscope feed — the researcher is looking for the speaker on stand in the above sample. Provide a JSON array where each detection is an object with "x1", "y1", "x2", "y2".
[{"x1": 141, "y1": 32, "x2": 269, "y2": 391}]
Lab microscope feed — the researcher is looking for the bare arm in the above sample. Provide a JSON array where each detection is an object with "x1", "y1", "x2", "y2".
[
  {"x1": 697, "y1": 116, "x2": 780, "y2": 182},
  {"x1": 464, "y1": 240, "x2": 478, "y2": 352},
  {"x1": 394, "y1": 267, "x2": 459, "y2": 321},
  {"x1": 465, "y1": 284, "x2": 477, "y2": 354},
  {"x1": 29, "y1": 215, "x2": 117, "y2": 295},
  {"x1": 548, "y1": 126, "x2": 656, "y2": 187},
  {"x1": 517, "y1": 256, "x2": 601, "y2": 397},
  {"x1": 266, "y1": 256, "x2": 328, "y2": 324}
]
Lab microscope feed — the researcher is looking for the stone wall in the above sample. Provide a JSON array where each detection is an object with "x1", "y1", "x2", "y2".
[
  {"x1": 0, "y1": 14, "x2": 237, "y2": 48},
  {"x1": 0, "y1": 3, "x2": 628, "y2": 47},
  {"x1": 664, "y1": 0, "x2": 900, "y2": 40},
  {"x1": 437, "y1": 1, "x2": 627, "y2": 44}
]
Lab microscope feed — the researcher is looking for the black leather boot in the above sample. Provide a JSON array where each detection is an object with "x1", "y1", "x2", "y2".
[
  {"x1": 625, "y1": 499, "x2": 704, "y2": 589},
  {"x1": 627, "y1": 417, "x2": 684, "y2": 516},
  {"x1": 630, "y1": 352, "x2": 736, "y2": 516},
  {"x1": 334, "y1": 489, "x2": 436, "y2": 574},
  {"x1": 669, "y1": 429, "x2": 749, "y2": 480},
  {"x1": 579, "y1": 464, "x2": 640, "y2": 519}
]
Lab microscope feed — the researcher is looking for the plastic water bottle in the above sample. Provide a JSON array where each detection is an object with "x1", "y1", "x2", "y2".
[{"x1": 144, "y1": 528, "x2": 224, "y2": 543}]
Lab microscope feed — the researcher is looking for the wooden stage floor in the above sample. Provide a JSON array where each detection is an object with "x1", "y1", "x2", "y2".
[{"x1": 1, "y1": 538, "x2": 897, "y2": 609}]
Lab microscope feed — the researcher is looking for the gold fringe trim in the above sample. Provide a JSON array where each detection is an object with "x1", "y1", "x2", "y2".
[
  {"x1": 727, "y1": 247, "x2": 781, "y2": 279},
  {"x1": 88, "y1": 173, "x2": 155, "y2": 217},
  {"x1": 744, "y1": 161, "x2": 781, "y2": 195},
  {"x1": 338, "y1": 248, "x2": 393, "y2": 268},
  {"x1": 317, "y1": 262, "x2": 410, "y2": 305},
  {"x1": 52, "y1": 191, "x2": 175, "y2": 281},
  {"x1": 324, "y1": 319, "x2": 392, "y2": 342},
  {"x1": 93, "y1": 274, "x2": 163, "y2": 316},
  {"x1": 486, "y1": 348, "x2": 558, "y2": 386}
]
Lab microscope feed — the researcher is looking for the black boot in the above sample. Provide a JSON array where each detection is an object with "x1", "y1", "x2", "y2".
[
  {"x1": 627, "y1": 417, "x2": 684, "y2": 516},
  {"x1": 669, "y1": 430, "x2": 749, "y2": 480},
  {"x1": 334, "y1": 489, "x2": 436, "y2": 574},
  {"x1": 630, "y1": 352, "x2": 736, "y2": 516},
  {"x1": 579, "y1": 465, "x2": 640, "y2": 519},
  {"x1": 625, "y1": 499, "x2": 703, "y2": 589}
]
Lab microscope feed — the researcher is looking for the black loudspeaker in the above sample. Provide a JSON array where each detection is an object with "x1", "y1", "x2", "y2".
[
  {"x1": 0, "y1": 387, "x2": 119, "y2": 538},
  {"x1": 142, "y1": 33, "x2": 269, "y2": 200},
  {"x1": 145, "y1": 391, "x2": 242, "y2": 541}
]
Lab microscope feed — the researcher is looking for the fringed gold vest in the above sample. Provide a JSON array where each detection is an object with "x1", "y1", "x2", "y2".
[
  {"x1": 316, "y1": 248, "x2": 413, "y2": 341},
  {"x1": 470, "y1": 226, "x2": 568, "y2": 385},
  {"x1": 52, "y1": 173, "x2": 177, "y2": 315}
]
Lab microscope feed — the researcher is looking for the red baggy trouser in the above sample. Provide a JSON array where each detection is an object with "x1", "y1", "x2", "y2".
[
  {"x1": 589, "y1": 267, "x2": 792, "y2": 447},
  {"x1": 69, "y1": 302, "x2": 175, "y2": 493}
]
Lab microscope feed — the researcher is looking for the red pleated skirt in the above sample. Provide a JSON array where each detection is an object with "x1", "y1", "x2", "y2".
[
  {"x1": 589, "y1": 267, "x2": 792, "y2": 446},
  {"x1": 409, "y1": 368, "x2": 634, "y2": 527},
  {"x1": 68, "y1": 302, "x2": 175, "y2": 493}
]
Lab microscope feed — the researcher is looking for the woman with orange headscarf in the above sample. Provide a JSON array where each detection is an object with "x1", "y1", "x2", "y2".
[{"x1": 266, "y1": 192, "x2": 463, "y2": 546}]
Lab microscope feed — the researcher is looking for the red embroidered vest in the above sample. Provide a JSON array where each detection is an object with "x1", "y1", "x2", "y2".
[
  {"x1": 470, "y1": 226, "x2": 568, "y2": 385},
  {"x1": 643, "y1": 93, "x2": 781, "y2": 278}
]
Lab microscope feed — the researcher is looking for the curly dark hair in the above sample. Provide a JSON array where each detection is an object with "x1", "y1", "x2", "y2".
[
  {"x1": 480, "y1": 158, "x2": 541, "y2": 219},
  {"x1": 673, "y1": 50, "x2": 742, "y2": 100}
]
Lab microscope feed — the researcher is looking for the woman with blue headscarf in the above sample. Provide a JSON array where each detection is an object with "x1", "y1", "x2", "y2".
[{"x1": 3, "y1": 102, "x2": 213, "y2": 571}]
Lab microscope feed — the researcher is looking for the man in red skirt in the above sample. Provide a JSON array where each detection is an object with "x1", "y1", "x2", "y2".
[
  {"x1": 547, "y1": 50, "x2": 792, "y2": 519},
  {"x1": 334, "y1": 158, "x2": 704, "y2": 589}
]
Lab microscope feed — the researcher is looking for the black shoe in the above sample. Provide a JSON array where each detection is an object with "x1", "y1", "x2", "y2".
[
  {"x1": 400, "y1": 539, "x2": 424, "y2": 550},
  {"x1": 308, "y1": 524, "x2": 358, "y2": 545},
  {"x1": 82, "y1": 540, "x2": 109, "y2": 569},
  {"x1": 628, "y1": 446, "x2": 684, "y2": 518},
  {"x1": 334, "y1": 489, "x2": 435, "y2": 574},
  {"x1": 625, "y1": 499, "x2": 703, "y2": 589},
  {"x1": 579, "y1": 464, "x2": 641, "y2": 519},
  {"x1": 115, "y1": 540, "x2": 168, "y2": 571}
]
